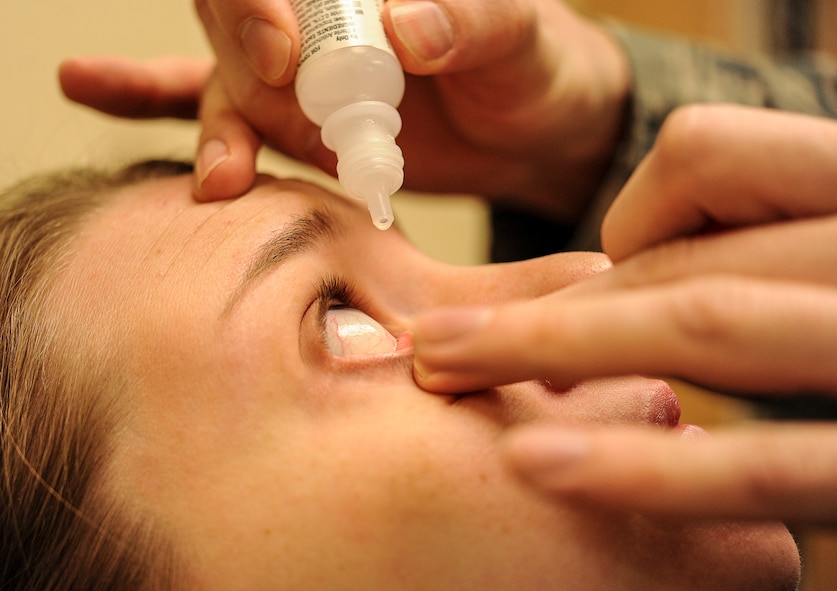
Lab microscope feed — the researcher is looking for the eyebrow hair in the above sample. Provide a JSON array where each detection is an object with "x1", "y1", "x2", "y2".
[{"x1": 223, "y1": 208, "x2": 338, "y2": 315}]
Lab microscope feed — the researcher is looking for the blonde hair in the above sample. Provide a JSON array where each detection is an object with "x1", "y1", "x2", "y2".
[{"x1": 1, "y1": 160, "x2": 192, "y2": 590}]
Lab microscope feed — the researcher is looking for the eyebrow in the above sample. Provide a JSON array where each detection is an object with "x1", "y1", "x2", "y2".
[{"x1": 222, "y1": 208, "x2": 338, "y2": 315}]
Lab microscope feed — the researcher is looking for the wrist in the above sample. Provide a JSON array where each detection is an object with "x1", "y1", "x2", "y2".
[{"x1": 519, "y1": 13, "x2": 632, "y2": 223}]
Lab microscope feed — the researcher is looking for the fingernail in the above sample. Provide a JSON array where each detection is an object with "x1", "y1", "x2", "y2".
[
  {"x1": 414, "y1": 307, "x2": 493, "y2": 344},
  {"x1": 239, "y1": 18, "x2": 292, "y2": 82},
  {"x1": 412, "y1": 358, "x2": 429, "y2": 383},
  {"x1": 390, "y1": 1, "x2": 455, "y2": 62},
  {"x1": 505, "y1": 429, "x2": 589, "y2": 482},
  {"x1": 196, "y1": 139, "x2": 230, "y2": 188}
]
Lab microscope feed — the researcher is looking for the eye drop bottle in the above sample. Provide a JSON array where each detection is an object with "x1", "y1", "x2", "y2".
[{"x1": 290, "y1": 0, "x2": 405, "y2": 230}]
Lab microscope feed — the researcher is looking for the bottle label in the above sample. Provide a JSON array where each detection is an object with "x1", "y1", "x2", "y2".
[{"x1": 292, "y1": 0, "x2": 394, "y2": 68}]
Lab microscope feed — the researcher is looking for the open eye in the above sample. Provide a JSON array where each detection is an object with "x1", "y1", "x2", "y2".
[{"x1": 324, "y1": 307, "x2": 398, "y2": 357}]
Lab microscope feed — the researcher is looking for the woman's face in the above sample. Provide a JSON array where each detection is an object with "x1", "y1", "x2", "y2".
[{"x1": 55, "y1": 174, "x2": 799, "y2": 590}]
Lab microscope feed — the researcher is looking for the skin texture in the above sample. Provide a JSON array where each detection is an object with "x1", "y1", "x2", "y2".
[{"x1": 48, "y1": 173, "x2": 800, "y2": 590}]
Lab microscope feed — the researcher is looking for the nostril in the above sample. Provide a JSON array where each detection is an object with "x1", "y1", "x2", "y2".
[{"x1": 538, "y1": 380, "x2": 577, "y2": 395}]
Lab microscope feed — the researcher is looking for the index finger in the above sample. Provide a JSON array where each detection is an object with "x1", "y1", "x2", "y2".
[
  {"x1": 58, "y1": 56, "x2": 212, "y2": 119},
  {"x1": 602, "y1": 105, "x2": 837, "y2": 261},
  {"x1": 504, "y1": 422, "x2": 837, "y2": 526}
]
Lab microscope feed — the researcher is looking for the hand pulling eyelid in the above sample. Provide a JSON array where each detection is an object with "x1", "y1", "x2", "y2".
[{"x1": 291, "y1": 0, "x2": 405, "y2": 230}]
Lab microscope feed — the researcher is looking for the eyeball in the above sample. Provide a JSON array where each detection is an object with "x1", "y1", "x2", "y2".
[{"x1": 324, "y1": 308, "x2": 398, "y2": 357}]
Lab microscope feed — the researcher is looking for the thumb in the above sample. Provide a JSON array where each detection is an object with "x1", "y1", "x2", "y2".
[{"x1": 384, "y1": 0, "x2": 537, "y2": 73}]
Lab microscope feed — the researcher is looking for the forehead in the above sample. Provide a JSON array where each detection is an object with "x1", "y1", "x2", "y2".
[
  {"x1": 68, "y1": 175, "x2": 352, "y2": 282},
  {"x1": 79, "y1": 174, "x2": 332, "y2": 263},
  {"x1": 48, "y1": 174, "x2": 359, "y2": 342}
]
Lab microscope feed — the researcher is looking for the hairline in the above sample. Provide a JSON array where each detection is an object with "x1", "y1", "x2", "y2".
[{"x1": 1, "y1": 159, "x2": 195, "y2": 590}]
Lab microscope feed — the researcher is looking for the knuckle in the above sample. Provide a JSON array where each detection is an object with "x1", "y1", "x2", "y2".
[
  {"x1": 193, "y1": 0, "x2": 213, "y2": 27},
  {"x1": 736, "y1": 439, "x2": 808, "y2": 507},
  {"x1": 653, "y1": 107, "x2": 704, "y2": 165},
  {"x1": 514, "y1": 303, "x2": 574, "y2": 373},
  {"x1": 652, "y1": 105, "x2": 735, "y2": 189},
  {"x1": 668, "y1": 278, "x2": 754, "y2": 343},
  {"x1": 624, "y1": 238, "x2": 701, "y2": 284},
  {"x1": 526, "y1": 313, "x2": 558, "y2": 350}
]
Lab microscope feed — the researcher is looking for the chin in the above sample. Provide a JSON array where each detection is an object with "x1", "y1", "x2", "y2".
[{"x1": 627, "y1": 514, "x2": 801, "y2": 591}]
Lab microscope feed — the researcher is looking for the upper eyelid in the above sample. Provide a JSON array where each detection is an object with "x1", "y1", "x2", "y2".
[
  {"x1": 314, "y1": 276, "x2": 401, "y2": 343},
  {"x1": 317, "y1": 276, "x2": 359, "y2": 309},
  {"x1": 315, "y1": 275, "x2": 363, "y2": 333},
  {"x1": 222, "y1": 207, "x2": 341, "y2": 318}
]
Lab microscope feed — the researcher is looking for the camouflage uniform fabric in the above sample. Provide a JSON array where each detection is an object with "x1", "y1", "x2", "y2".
[{"x1": 490, "y1": 24, "x2": 837, "y2": 260}]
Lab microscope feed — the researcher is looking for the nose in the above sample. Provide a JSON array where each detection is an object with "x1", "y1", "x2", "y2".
[
  {"x1": 425, "y1": 251, "x2": 612, "y2": 309},
  {"x1": 408, "y1": 251, "x2": 612, "y2": 395}
]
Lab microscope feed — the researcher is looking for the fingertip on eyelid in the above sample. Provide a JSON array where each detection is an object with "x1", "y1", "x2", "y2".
[{"x1": 396, "y1": 331, "x2": 414, "y2": 352}]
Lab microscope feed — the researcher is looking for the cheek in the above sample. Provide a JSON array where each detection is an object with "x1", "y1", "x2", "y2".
[
  {"x1": 295, "y1": 402, "x2": 499, "y2": 519},
  {"x1": 186, "y1": 407, "x2": 528, "y2": 587},
  {"x1": 288, "y1": 402, "x2": 556, "y2": 552},
  {"x1": 283, "y1": 407, "x2": 638, "y2": 587}
]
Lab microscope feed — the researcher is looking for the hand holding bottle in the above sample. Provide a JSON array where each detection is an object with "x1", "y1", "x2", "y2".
[{"x1": 60, "y1": 0, "x2": 631, "y2": 221}]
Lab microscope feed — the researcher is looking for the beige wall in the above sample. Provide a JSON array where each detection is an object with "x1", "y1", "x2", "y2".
[
  {"x1": 0, "y1": 1, "x2": 488, "y2": 266},
  {"x1": 572, "y1": 0, "x2": 770, "y2": 51},
  {"x1": 0, "y1": 3, "x2": 205, "y2": 182}
]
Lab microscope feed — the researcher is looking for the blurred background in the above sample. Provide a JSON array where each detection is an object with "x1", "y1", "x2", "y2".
[{"x1": 1, "y1": 1, "x2": 834, "y2": 589}]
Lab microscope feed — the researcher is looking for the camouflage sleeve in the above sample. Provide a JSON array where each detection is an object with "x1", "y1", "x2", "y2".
[{"x1": 566, "y1": 24, "x2": 837, "y2": 250}]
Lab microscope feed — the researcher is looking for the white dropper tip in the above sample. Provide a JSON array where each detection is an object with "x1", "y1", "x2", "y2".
[{"x1": 366, "y1": 188, "x2": 395, "y2": 230}]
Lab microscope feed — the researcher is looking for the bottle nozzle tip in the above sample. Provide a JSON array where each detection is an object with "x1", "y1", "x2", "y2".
[
  {"x1": 364, "y1": 188, "x2": 395, "y2": 231},
  {"x1": 372, "y1": 215, "x2": 394, "y2": 230}
]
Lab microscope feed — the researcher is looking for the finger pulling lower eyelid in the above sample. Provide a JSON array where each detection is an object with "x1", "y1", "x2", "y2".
[{"x1": 413, "y1": 307, "x2": 494, "y2": 344}]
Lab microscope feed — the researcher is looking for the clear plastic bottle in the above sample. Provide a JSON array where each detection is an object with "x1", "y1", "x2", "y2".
[{"x1": 291, "y1": 0, "x2": 405, "y2": 230}]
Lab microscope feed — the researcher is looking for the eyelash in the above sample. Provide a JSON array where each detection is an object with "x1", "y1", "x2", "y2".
[{"x1": 315, "y1": 274, "x2": 365, "y2": 336}]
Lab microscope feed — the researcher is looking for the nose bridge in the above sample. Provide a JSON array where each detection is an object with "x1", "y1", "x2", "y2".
[
  {"x1": 431, "y1": 253, "x2": 610, "y2": 308},
  {"x1": 464, "y1": 261, "x2": 546, "y2": 306}
]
